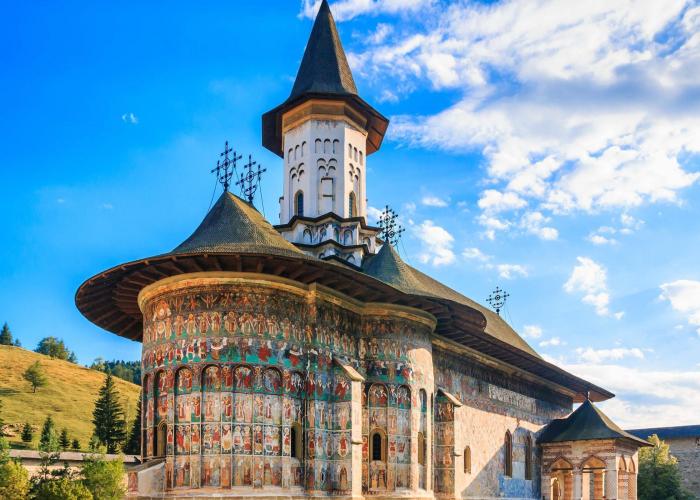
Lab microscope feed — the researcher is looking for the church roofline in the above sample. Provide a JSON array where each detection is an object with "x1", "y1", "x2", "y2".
[{"x1": 274, "y1": 212, "x2": 381, "y2": 232}]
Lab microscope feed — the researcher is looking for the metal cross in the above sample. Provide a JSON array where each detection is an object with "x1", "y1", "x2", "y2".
[
  {"x1": 211, "y1": 140, "x2": 241, "y2": 192},
  {"x1": 378, "y1": 205, "x2": 405, "y2": 246},
  {"x1": 486, "y1": 286, "x2": 509, "y2": 315},
  {"x1": 236, "y1": 154, "x2": 267, "y2": 204}
]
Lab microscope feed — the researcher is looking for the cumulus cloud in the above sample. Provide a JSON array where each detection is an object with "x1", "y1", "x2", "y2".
[
  {"x1": 564, "y1": 257, "x2": 622, "y2": 317},
  {"x1": 496, "y1": 263, "x2": 528, "y2": 280},
  {"x1": 413, "y1": 219, "x2": 455, "y2": 266},
  {"x1": 462, "y1": 247, "x2": 491, "y2": 262},
  {"x1": 523, "y1": 324, "x2": 543, "y2": 339},
  {"x1": 421, "y1": 195, "x2": 449, "y2": 207},
  {"x1": 366, "y1": 205, "x2": 384, "y2": 224},
  {"x1": 121, "y1": 112, "x2": 138, "y2": 124},
  {"x1": 575, "y1": 347, "x2": 645, "y2": 364},
  {"x1": 659, "y1": 280, "x2": 700, "y2": 335},
  {"x1": 539, "y1": 337, "x2": 564, "y2": 347},
  {"x1": 350, "y1": 0, "x2": 700, "y2": 233},
  {"x1": 300, "y1": 0, "x2": 434, "y2": 21}
]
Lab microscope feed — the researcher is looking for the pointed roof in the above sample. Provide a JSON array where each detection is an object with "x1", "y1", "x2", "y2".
[
  {"x1": 262, "y1": 1, "x2": 388, "y2": 157},
  {"x1": 538, "y1": 400, "x2": 650, "y2": 446},
  {"x1": 289, "y1": 0, "x2": 357, "y2": 100},
  {"x1": 363, "y1": 243, "x2": 541, "y2": 358},
  {"x1": 171, "y1": 192, "x2": 305, "y2": 259}
]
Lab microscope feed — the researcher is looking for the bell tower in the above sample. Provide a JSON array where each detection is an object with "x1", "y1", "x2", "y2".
[{"x1": 262, "y1": 0, "x2": 388, "y2": 267}]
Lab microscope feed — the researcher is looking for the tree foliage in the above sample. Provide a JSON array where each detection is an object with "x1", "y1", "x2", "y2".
[
  {"x1": 35, "y1": 337, "x2": 77, "y2": 363},
  {"x1": 21, "y1": 423, "x2": 33, "y2": 444},
  {"x1": 92, "y1": 373, "x2": 127, "y2": 453},
  {"x1": 0, "y1": 399, "x2": 4, "y2": 433},
  {"x1": 0, "y1": 322, "x2": 13, "y2": 346},
  {"x1": 638, "y1": 434, "x2": 694, "y2": 500},
  {"x1": 23, "y1": 361, "x2": 48, "y2": 393},
  {"x1": 72, "y1": 438, "x2": 80, "y2": 451},
  {"x1": 39, "y1": 415, "x2": 58, "y2": 453},
  {"x1": 80, "y1": 453, "x2": 125, "y2": 500},
  {"x1": 31, "y1": 477, "x2": 93, "y2": 500},
  {"x1": 59, "y1": 428, "x2": 70, "y2": 451},
  {"x1": 90, "y1": 358, "x2": 141, "y2": 384},
  {"x1": 124, "y1": 395, "x2": 141, "y2": 455},
  {"x1": 0, "y1": 459, "x2": 31, "y2": 500}
]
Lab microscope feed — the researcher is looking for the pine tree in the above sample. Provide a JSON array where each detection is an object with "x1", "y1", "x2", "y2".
[
  {"x1": 39, "y1": 415, "x2": 58, "y2": 452},
  {"x1": 22, "y1": 361, "x2": 48, "y2": 393},
  {"x1": 21, "y1": 422, "x2": 33, "y2": 443},
  {"x1": 92, "y1": 373, "x2": 127, "y2": 453},
  {"x1": 59, "y1": 427, "x2": 70, "y2": 450},
  {"x1": 124, "y1": 395, "x2": 142, "y2": 455},
  {"x1": 72, "y1": 438, "x2": 80, "y2": 450},
  {"x1": 0, "y1": 323, "x2": 12, "y2": 345},
  {"x1": 0, "y1": 399, "x2": 4, "y2": 433}
]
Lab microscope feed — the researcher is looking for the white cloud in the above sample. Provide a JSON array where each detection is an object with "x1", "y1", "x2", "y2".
[
  {"x1": 366, "y1": 205, "x2": 384, "y2": 224},
  {"x1": 659, "y1": 280, "x2": 700, "y2": 335},
  {"x1": 563, "y1": 256, "x2": 622, "y2": 317},
  {"x1": 300, "y1": 0, "x2": 434, "y2": 21},
  {"x1": 575, "y1": 347, "x2": 645, "y2": 364},
  {"x1": 351, "y1": 0, "x2": 700, "y2": 229},
  {"x1": 476, "y1": 214, "x2": 511, "y2": 240},
  {"x1": 523, "y1": 324, "x2": 543, "y2": 339},
  {"x1": 121, "y1": 112, "x2": 138, "y2": 124},
  {"x1": 421, "y1": 195, "x2": 449, "y2": 207},
  {"x1": 558, "y1": 361, "x2": 700, "y2": 428},
  {"x1": 413, "y1": 219, "x2": 455, "y2": 266},
  {"x1": 462, "y1": 247, "x2": 491, "y2": 262},
  {"x1": 587, "y1": 233, "x2": 617, "y2": 245},
  {"x1": 101, "y1": 203, "x2": 114, "y2": 210},
  {"x1": 496, "y1": 263, "x2": 528, "y2": 280},
  {"x1": 519, "y1": 211, "x2": 558, "y2": 240},
  {"x1": 539, "y1": 336, "x2": 564, "y2": 347}
]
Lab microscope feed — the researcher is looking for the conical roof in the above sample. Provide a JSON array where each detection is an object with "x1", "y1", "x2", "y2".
[
  {"x1": 363, "y1": 244, "x2": 540, "y2": 358},
  {"x1": 171, "y1": 191, "x2": 305, "y2": 258},
  {"x1": 538, "y1": 400, "x2": 650, "y2": 446},
  {"x1": 289, "y1": 0, "x2": 357, "y2": 100}
]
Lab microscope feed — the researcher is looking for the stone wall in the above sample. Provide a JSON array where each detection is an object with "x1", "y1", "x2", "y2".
[{"x1": 666, "y1": 436, "x2": 700, "y2": 498}]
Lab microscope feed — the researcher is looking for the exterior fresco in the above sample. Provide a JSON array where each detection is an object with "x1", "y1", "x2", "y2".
[{"x1": 140, "y1": 278, "x2": 438, "y2": 497}]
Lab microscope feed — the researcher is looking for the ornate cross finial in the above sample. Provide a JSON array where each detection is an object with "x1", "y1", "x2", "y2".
[
  {"x1": 486, "y1": 286, "x2": 509, "y2": 315},
  {"x1": 378, "y1": 205, "x2": 405, "y2": 246},
  {"x1": 236, "y1": 154, "x2": 267, "y2": 204},
  {"x1": 211, "y1": 140, "x2": 242, "y2": 192}
]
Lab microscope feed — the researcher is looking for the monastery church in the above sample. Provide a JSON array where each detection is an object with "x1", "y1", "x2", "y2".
[{"x1": 76, "y1": 2, "x2": 649, "y2": 499}]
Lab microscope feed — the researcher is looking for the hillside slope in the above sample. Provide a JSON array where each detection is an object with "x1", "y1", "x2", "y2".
[{"x1": 0, "y1": 345, "x2": 140, "y2": 449}]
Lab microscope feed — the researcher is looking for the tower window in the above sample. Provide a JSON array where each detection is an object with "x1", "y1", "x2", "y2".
[
  {"x1": 349, "y1": 192, "x2": 357, "y2": 218},
  {"x1": 291, "y1": 423, "x2": 303, "y2": 459},
  {"x1": 464, "y1": 446, "x2": 471, "y2": 474},
  {"x1": 295, "y1": 191, "x2": 304, "y2": 217}
]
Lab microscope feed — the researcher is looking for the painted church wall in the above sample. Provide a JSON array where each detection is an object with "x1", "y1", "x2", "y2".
[{"x1": 433, "y1": 347, "x2": 572, "y2": 499}]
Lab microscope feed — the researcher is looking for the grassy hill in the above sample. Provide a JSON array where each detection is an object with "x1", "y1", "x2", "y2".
[{"x1": 0, "y1": 345, "x2": 140, "y2": 449}]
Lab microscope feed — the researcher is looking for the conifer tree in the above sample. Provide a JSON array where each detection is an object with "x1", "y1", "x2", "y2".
[
  {"x1": 0, "y1": 323, "x2": 13, "y2": 345},
  {"x1": 72, "y1": 438, "x2": 80, "y2": 450},
  {"x1": 124, "y1": 395, "x2": 142, "y2": 455},
  {"x1": 22, "y1": 361, "x2": 48, "y2": 393},
  {"x1": 0, "y1": 399, "x2": 4, "y2": 433},
  {"x1": 39, "y1": 415, "x2": 58, "y2": 452},
  {"x1": 92, "y1": 373, "x2": 127, "y2": 453},
  {"x1": 21, "y1": 422, "x2": 33, "y2": 444},
  {"x1": 59, "y1": 427, "x2": 70, "y2": 450}
]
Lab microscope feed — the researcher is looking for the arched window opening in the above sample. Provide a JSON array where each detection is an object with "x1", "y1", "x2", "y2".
[
  {"x1": 332, "y1": 139, "x2": 339, "y2": 154},
  {"x1": 359, "y1": 151, "x2": 364, "y2": 165},
  {"x1": 349, "y1": 192, "x2": 357, "y2": 218},
  {"x1": 354, "y1": 147, "x2": 358, "y2": 161},
  {"x1": 294, "y1": 145, "x2": 299, "y2": 160},
  {"x1": 301, "y1": 141, "x2": 307, "y2": 157},
  {"x1": 315, "y1": 139, "x2": 322, "y2": 154},
  {"x1": 464, "y1": 446, "x2": 471, "y2": 474},
  {"x1": 504, "y1": 431, "x2": 513, "y2": 477},
  {"x1": 343, "y1": 229, "x2": 353, "y2": 245},
  {"x1": 418, "y1": 432, "x2": 426, "y2": 465},
  {"x1": 370, "y1": 431, "x2": 386, "y2": 462},
  {"x1": 324, "y1": 139, "x2": 331, "y2": 154},
  {"x1": 525, "y1": 435, "x2": 533, "y2": 480},
  {"x1": 295, "y1": 191, "x2": 304, "y2": 217},
  {"x1": 334, "y1": 227, "x2": 340, "y2": 241},
  {"x1": 348, "y1": 143, "x2": 352, "y2": 157},
  {"x1": 303, "y1": 228, "x2": 312, "y2": 244},
  {"x1": 155, "y1": 421, "x2": 167, "y2": 458},
  {"x1": 288, "y1": 148, "x2": 293, "y2": 162},
  {"x1": 291, "y1": 423, "x2": 303, "y2": 459}
]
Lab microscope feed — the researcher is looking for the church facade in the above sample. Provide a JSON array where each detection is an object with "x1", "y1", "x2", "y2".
[{"x1": 76, "y1": 2, "x2": 648, "y2": 499}]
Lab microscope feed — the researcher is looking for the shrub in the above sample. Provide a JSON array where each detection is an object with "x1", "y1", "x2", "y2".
[
  {"x1": 80, "y1": 453, "x2": 126, "y2": 500},
  {"x1": 31, "y1": 477, "x2": 93, "y2": 500},
  {"x1": 0, "y1": 459, "x2": 31, "y2": 499}
]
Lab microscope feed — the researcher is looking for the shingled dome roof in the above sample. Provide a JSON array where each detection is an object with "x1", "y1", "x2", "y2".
[
  {"x1": 172, "y1": 192, "x2": 306, "y2": 258},
  {"x1": 538, "y1": 400, "x2": 650, "y2": 446},
  {"x1": 363, "y1": 243, "x2": 540, "y2": 358}
]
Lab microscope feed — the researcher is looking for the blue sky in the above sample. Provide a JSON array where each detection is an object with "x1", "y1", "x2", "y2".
[{"x1": 1, "y1": 0, "x2": 699, "y2": 427}]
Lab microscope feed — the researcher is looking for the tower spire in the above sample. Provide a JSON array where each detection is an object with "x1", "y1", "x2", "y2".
[{"x1": 289, "y1": 0, "x2": 357, "y2": 100}]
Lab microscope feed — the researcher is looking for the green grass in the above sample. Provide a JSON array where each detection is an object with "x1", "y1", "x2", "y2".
[{"x1": 0, "y1": 345, "x2": 140, "y2": 450}]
